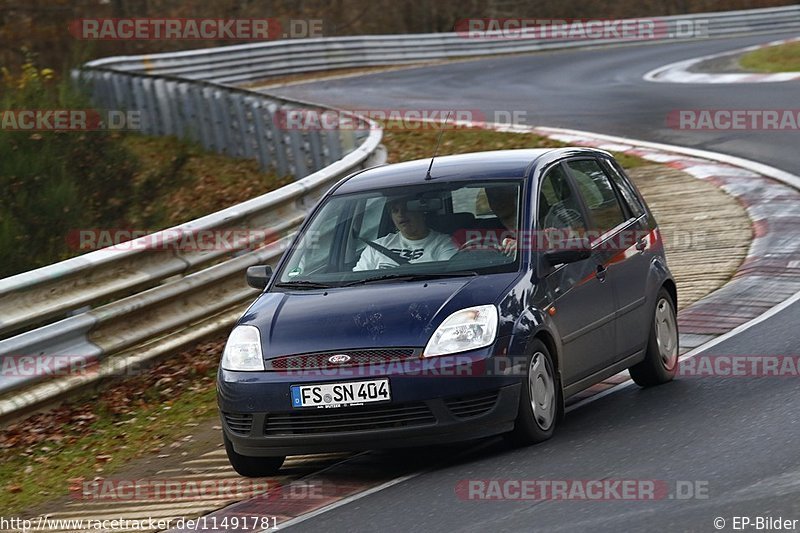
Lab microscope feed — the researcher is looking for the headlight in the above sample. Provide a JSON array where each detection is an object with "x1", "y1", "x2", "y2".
[
  {"x1": 423, "y1": 305, "x2": 499, "y2": 357},
  {"x1": 221, "y1": 325, "x2": 265, "y2": 371}
]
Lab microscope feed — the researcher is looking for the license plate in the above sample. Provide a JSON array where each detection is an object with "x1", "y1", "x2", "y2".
[{"x1": 291, "y1": 379, "x2": 391, "y2": 409}]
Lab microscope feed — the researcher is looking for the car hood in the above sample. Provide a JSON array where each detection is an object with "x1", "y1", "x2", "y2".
[{"x1": 240, "y1": 273, "x2": 520, "y2": 358}]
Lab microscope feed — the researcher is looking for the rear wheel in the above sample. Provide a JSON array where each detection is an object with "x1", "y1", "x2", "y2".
[
  {"x1": 629, "y1": 288, "x2": 679, "y2": 387},
  {"x1": 505, "y1": 339, "x2": 560, "y2": 446},
  {"x1": 223, "y1": 433, "x2": 285, "y2": 477}
]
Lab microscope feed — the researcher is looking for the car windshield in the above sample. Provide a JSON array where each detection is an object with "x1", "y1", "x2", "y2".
[{"x1": 275, "y1": 180, "x2": 523, "y2": 286}]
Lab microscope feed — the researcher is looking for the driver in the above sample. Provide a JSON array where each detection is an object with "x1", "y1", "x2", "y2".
[{"x1": 353, "y1": 196, "x2": 458, "y2": 271}]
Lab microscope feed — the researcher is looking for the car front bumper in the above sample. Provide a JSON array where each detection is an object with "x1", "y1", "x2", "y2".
[{"x1": 217, "y1": 345, "x2": 523, "y2": 456}]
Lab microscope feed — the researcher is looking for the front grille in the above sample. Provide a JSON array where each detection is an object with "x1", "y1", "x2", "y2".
[
  {"x1": 264, "y1": 402, "x2": 435, "y2": 435},
  {"x1": 445, "y1": 391, "x2": 500, "y2": 419},
  {"x1": 265, "y1": 348, "x2": 417, "y2": 371},
  {"x1": 223, "y1": 412, "x2": 254, "y2": 436}
]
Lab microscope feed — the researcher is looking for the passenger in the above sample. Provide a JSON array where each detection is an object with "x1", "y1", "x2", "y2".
[
  {"x1": 353, "y1": 197, "x2": 458, "y2": 271},
  {"x1": 485, "y1": 185, "x2": 519, "y2": 256}
]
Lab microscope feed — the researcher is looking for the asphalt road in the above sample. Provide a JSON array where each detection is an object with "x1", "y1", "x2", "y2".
[
  {"x1": 269, "y1": 32, "x2": 800, "y2": 175},
  {"x1": 270, "y1": 33, "x2": 800, "y2": 532}
]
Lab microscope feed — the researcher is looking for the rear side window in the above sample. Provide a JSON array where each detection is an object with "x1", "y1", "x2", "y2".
[
  {"x1": 603, "y1": 160, "x2": 645, "y2": 218},
  {"x1": 565, "y1": 159, "x2": 627, "y2": 235}
]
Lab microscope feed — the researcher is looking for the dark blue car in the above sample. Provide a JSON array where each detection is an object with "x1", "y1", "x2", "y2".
[{"x1": 218, "y1": 148, "x2": 679, "y2": 477}]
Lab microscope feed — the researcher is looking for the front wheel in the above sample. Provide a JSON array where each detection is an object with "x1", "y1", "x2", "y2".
[
  {"x1": 505, "y1": 339, "x2": 561, "y2": 446},
  {"x1": 629, "y1": 288, "x2": 679, "y2": 387},
  {"x1": 224, "y1": 433, "x2": 285, "y2": 477}
]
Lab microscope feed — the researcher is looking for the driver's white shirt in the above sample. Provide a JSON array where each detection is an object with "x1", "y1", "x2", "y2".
[{"x1": 353, "y1": 230, "x2": 457, "y2": 271}]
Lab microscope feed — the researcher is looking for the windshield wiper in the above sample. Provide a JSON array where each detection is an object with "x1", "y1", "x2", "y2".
[
  {"x1": 342, "y1": 271, "x2": 478, "y2": 286},
  {"x1": 273, "y1": 280, "x2": 335, "y2": 290}
]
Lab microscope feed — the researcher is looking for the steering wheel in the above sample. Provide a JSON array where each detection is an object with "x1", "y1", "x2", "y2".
[
  {"x1": 457, "y1": 237, "x2": 504, "y2": 252},
  {"x1": 543, "y1": 203, "x2": 583, "y2": 229}
]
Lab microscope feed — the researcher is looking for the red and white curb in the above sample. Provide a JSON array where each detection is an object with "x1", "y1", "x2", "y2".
[{"x1": 644, "y1": 36, "x2": 800, "y2": 83}]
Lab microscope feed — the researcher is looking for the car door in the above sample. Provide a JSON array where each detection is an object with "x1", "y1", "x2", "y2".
[
  {"x1": 537, "y1": 162, "x2": 617, "y2": 387},
  {"x1": 601, "y1": 158, "x2": 655, "y2": 359},
  {"x1": 563, "y1": 158, "x2": 649, "y2": 363}
]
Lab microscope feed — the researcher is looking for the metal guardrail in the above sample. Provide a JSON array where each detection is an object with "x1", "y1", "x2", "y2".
[
  {"x1": 83, "y1": 6, "x2": 800, "y2": 84},
  {"x1": 1, "y1": 5, "x2": 797, "y2": 421},
  {"x1": 78, "y1": 69, "x2": 373, "y2": 175}
]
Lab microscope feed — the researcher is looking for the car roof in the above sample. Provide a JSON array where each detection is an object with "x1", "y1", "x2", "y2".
[{"x1": 333, "y1": 147, "x2": 612, "y2": 194}]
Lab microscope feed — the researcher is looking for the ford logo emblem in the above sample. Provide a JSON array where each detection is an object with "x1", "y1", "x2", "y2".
[{"x1": 328, "y1": 354, "x2": 351, "y2": 364}]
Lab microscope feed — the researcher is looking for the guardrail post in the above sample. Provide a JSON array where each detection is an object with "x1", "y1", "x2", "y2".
[
  {"x1": 190, "y1": 84, "x2": 214, "y2": 149},
  {"x1": 164, "y1": 80, "x2": 183, "y2": 138},
  {"x1": 208, "y1": 88, "x2": 229, "y2": 153},
  {"x1": 324, "y1": 129, "x2": 342, "y2": 164},
  {"x1": 143, "y1": 78, "x2": 163, "y2": 136},
  {"x1": 231, "y1": 92, "x2": 254, "y2": 159},
  {"x1": 130, "y1": 77, "x2": 153, "y2": 135},
  {"x1": 152, "y1": 78, "x2": 173, "y2": 137},
  {"x1": 218, "y1": 91, "x2": 238, "y2": 156},
  {"x1": 111, "y1": 73, "x2": 131, "y2": 111},
  {"x1": 340, "y1": 128, "x2": 356, "y2": 156},
  {"x1": 250, "y1": 99, "x2": 273, "y2": 172},
  {"x1": 266, "y1": 103, "x2": 290, "y2": 176},
  {"x1": 307, "y1": 127, "x2": 324, "y2": 171}
]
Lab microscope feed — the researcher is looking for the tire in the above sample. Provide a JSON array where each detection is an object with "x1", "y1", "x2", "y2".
[
  {"x1": 629, "y1": 288, "x2": 679, "y2": 387},
  {"x1": 223, "y1": 433, "x2": 285, "y2": 477},
  {"x1": 505, "y1": 339, "x2": 561, "y2": 446}
]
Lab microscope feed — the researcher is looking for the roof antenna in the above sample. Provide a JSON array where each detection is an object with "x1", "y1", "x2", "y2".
[{"x1": 425, "y1": 111, "x2": 452, "y2": 181}]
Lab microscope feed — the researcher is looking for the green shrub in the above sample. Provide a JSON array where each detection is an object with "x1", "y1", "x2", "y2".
[{"x1": 0, "y1": 60, "x2": 139, "y2": 278}]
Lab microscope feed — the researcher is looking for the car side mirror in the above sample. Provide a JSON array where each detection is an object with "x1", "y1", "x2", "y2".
[
  {"x1": 544, "y1": 237, "x2": 592, "y2": 266},
  {"x1": 246, "y1": 265, "x2": 273, "y2": 290}
]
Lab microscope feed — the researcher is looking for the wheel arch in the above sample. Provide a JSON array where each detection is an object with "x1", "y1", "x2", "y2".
[{"x1": 661, "y1": 278, "x2": 678, "y2": 310}]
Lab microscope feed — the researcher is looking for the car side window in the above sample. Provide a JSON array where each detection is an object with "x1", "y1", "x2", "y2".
[
  {"x1": 603, "y1": 160, "x2": 645, "y2": 218},
  {"x1": 564, "y1": 159, "x2": 627, "y2": 236},
  {"x1": 538, "y1": 164, "x2": 588, "y2": 239}
]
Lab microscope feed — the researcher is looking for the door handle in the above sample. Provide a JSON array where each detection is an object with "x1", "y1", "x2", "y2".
[
  {"x1": 635, "y1": 237, "x2": 647, "y2": 253},
  {"x1": 595, "y1": 264, "x2": 607, "y2": 282}
]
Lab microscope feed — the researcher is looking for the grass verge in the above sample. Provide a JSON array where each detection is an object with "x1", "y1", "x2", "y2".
[
  {"x1": 120, "y1": 135, "x2": 292, "y2": 229},
  {"x1": 381, "y1": 124, "x2": 649, "y2": 169},
  {"x1": 739, "y1": 41, "x2": 800, "y2": 73}
]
